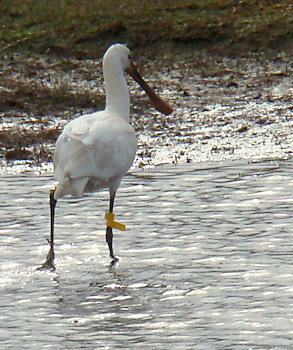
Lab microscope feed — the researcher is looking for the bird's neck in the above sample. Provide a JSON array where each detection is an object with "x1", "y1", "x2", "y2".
[{"x1": 104, "y1": 60, "x2": 130, "y2": 123}]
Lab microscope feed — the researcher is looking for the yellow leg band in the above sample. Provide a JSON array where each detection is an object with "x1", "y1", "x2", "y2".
[{"x1": 105, "y1": 212, "x2": 126, "y2": 231}]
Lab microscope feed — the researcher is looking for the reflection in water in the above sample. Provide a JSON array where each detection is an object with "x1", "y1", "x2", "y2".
[{"x1": 1, "y1": 160, "x2": 293, "y2": 349}]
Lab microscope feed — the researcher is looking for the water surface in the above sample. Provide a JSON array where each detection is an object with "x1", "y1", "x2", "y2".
[{"x1": 1, "y1": 160, "x2": 293, "y2": 349}]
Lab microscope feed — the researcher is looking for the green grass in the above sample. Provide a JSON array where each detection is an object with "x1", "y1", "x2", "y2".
[{"x1": 0, "y1": 0, "x2": 292, "y2": 56}]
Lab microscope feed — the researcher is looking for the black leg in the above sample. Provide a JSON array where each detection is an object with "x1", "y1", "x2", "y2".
[
  {"x1": 38, "y1": 188, "x2": 57, "y2": 270},
  {"x1": 106, "y1": 226, "x2": 115, "y2": 259},
  {"x1": 105, "y1": 192, "x2": 118, "y2": 263}
]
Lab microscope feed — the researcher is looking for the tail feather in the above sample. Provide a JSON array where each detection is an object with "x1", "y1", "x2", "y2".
[{"x1": 54, "y1": 177, "x2": 89, "y2": 199}]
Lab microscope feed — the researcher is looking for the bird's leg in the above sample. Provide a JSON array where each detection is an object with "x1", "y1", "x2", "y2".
[
  {"x1": 106, "y1": 192, "x2": 117, "y2": 262},
  {"x1": 38, "y1": 188, "x2": 57, "y2": 270},
  {"x1": 106, "y1": 226, "x2": 116, "y2": 260}
]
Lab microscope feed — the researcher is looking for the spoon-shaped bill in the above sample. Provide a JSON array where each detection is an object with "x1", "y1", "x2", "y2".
[{"x1": 125, "y1": 63, "x2": 173, "y2": 115}]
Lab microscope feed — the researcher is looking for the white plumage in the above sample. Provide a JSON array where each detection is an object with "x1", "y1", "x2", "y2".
[
  {"x1": 39, "y1": 43, "x2": 172, "y2": 270},
  {"x1": 54, "y1": 44, "x2": 137, "y2": 199},
  {"x1": 53, "y1": 110, "x2": 137, "y2": 199}
]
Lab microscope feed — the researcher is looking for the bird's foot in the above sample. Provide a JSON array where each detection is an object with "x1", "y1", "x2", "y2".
[
  {"x1": 110, "y1": 256, "x2": 119, "y2": 268},
  {"x1": 37, "y1": 248, "x2": 55, "y2": 271}
]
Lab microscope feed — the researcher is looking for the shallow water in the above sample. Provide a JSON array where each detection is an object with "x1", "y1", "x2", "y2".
[{"x1": 1, "y1": 160, "x2": 293, "y2": 349}]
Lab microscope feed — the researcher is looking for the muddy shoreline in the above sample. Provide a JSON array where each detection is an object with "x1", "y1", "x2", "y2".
[{"x1": 0, "y1": 47, "x2": 292, "y2": 174}]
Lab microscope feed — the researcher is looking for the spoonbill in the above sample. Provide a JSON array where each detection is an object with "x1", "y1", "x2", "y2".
[{"x1": 39, "y1": 43, "x2": 172, "y2": 270}]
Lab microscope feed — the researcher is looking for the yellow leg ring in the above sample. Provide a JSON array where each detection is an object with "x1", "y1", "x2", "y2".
[{"x1": 105, "y1": 212, "x2": 126, "y2": 231}]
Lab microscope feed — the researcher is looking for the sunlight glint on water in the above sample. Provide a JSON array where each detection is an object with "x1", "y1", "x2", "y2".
[{"x1": 1, "y1": 160, "x2": 293, "y2": 349}]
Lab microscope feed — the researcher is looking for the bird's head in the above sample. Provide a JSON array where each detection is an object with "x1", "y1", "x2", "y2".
[{"x1": 104, "y1": 44, "x2": 173, "y2": 116}]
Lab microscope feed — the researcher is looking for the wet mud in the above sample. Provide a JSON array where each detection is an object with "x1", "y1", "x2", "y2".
[{"x1": 0, "y1": 49, "x2": 292, "y2": 173}]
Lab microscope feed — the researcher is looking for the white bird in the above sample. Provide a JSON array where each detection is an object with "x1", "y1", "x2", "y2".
[{"x1": 39, "y1": 43, "x2": 172, "y2": 270}]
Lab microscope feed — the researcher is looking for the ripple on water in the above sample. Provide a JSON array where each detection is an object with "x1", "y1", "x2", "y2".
[{"x1": 1, "y1": 160, "x2": 293, "y2": 349}]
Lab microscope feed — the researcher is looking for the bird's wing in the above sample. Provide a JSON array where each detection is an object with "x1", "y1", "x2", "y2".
[
  {"x1": 54, "y1": 112, "x2": 137, "y2": 182},
  {"x1": 63, "y1": 112, "x2": 99, "y2": 145}
]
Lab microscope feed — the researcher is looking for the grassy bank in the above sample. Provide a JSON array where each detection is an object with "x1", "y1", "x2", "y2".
[{"x1": 0, "y1": 0, "x2": 292, "y2": 56}]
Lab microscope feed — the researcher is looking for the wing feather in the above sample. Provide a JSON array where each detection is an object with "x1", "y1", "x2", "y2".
[{"x1": 54, "y1": 111, "x2": 137, "y2": 184}]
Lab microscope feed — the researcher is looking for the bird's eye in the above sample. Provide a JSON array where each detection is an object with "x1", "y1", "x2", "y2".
[{"x1": 128, "y1": 54, "x2": 131, "y2": 60}]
